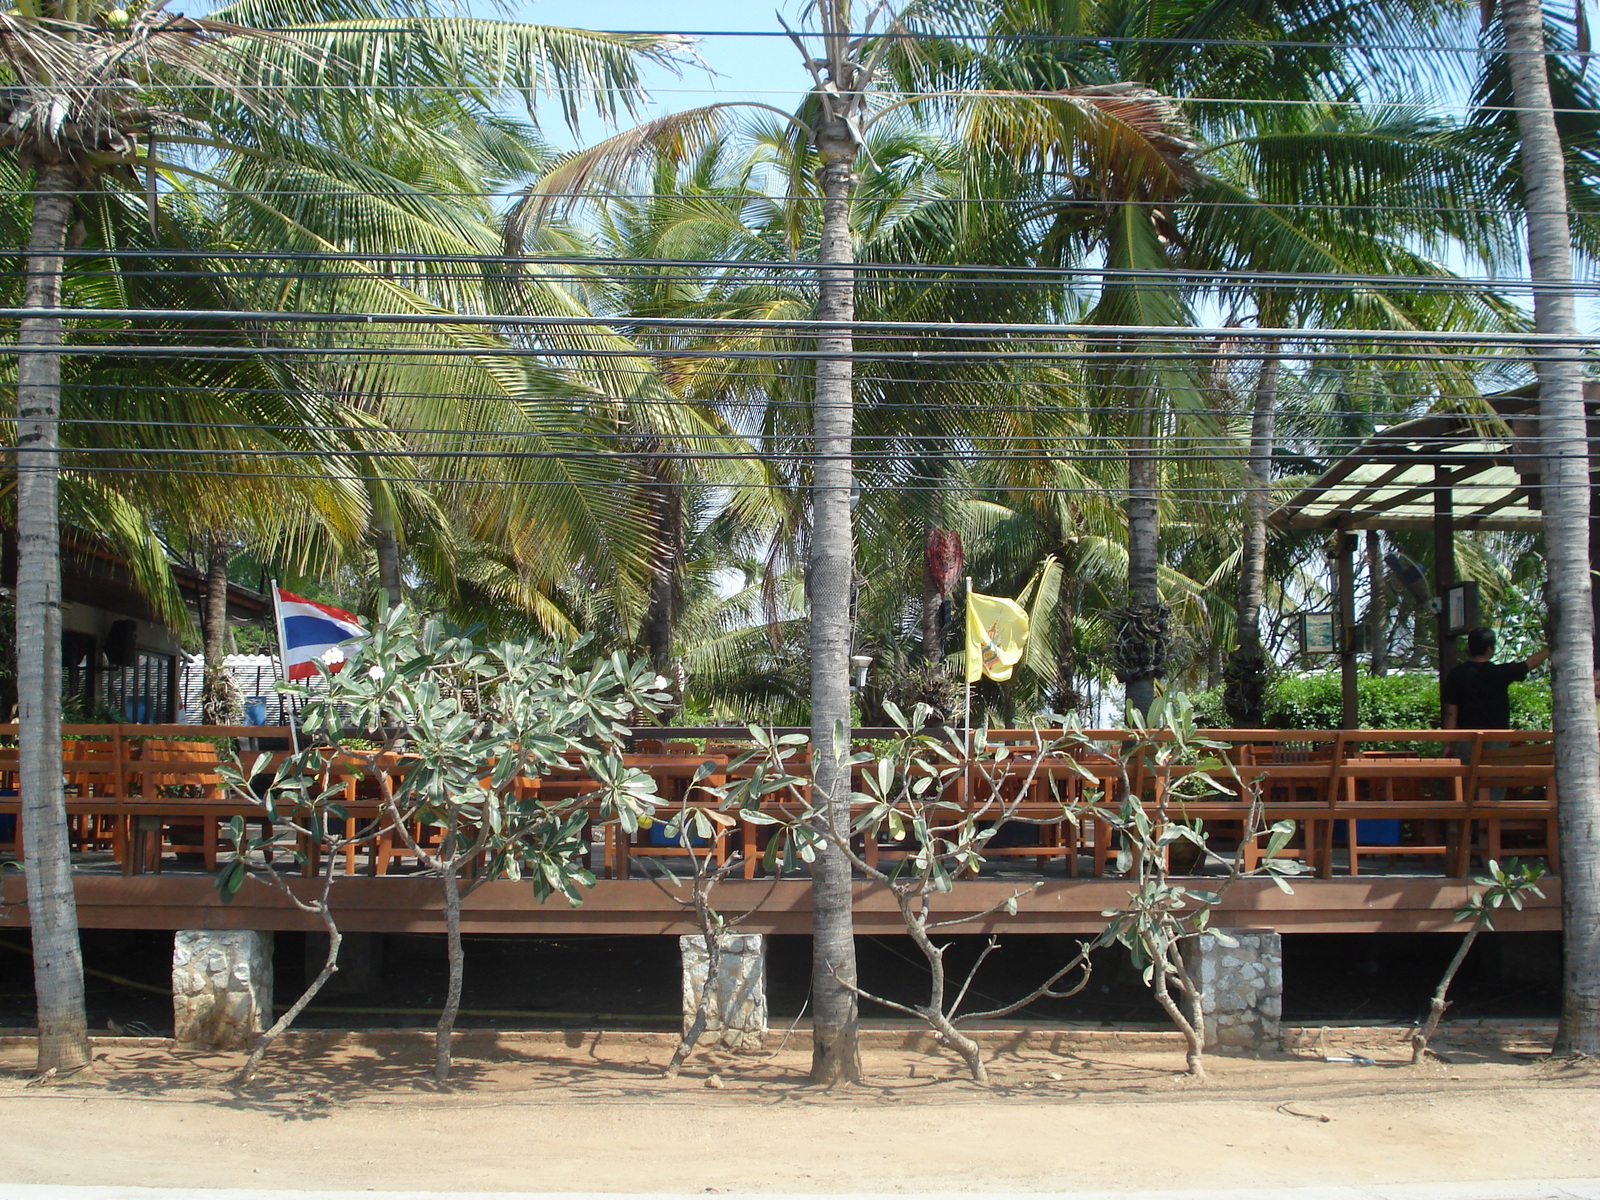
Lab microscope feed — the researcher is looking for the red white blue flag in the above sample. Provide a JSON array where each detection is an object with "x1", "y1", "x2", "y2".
[{"x1": 273, "y1": 587, "x2": 367, "y2": 680}]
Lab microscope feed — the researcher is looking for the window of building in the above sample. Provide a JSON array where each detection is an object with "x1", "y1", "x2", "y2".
[{"x1": 98, "y1": 650, "x2": 176, "y2": 724}]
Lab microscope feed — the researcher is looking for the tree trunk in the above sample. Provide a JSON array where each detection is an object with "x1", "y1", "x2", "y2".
[
  {"x1": 17, "y1": 161, "x2": 91, "y2": 1076},
  {"x1": 238, "y1": 863, "x2": 342, "y2": 1088},
  {"x1": 1124, "y1": 400, "x2": 1162, "y2": 716},
  {"x1": 436, "y1": 863, "x2": 464, "y2": 1082},
  {"x1": 641, "y1": 461, "x2": 681, "y2": 683},
  {"x1": 920, "y1": 548, "x2": 945, "y2": 665},
  {"x1": 664, "y1": 891, "x2": 721, "y2": 1081},
  {"x1": 1411, "y1": 925, "x2": 1479, "y2": 1064},
  {"x1": 200, "y1": 540, "x2": 236, "y2": 725},
  {"x1": 1058, "y1": 563, "x2": 1079, "y2": 713},
  {"x1": 806, "y1": 126, "x2": 863, "y2": 1087},
  {"x1": 1502, "y1": 0, "x2": 1600, "y2": 1055},
  {"x1": 1226, "y1": 346, "x2": 1280, "y2": 726},
  {"x1": 1149, "y1": 937, "x2": 1205, "y2": 1081},
  {"x1": 1366, "y1": 531, "x2": 1388, "y2": 675},
  {"x1": 374, "y1": 512, "x2": 404, "y2": 610}
]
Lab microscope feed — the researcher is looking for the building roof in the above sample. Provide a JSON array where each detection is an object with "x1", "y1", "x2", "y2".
[{"x1": 1272, "y1": 384, "x2": 1599, "y2": 532}]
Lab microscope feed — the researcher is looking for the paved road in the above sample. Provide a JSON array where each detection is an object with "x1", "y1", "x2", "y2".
[{"x1": 2, "y1": 1185, "x2": 1599, "y2": 1200}]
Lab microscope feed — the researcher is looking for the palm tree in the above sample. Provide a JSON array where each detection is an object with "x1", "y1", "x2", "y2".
[
  {"x1": 889, "y1": 0, "x2": 1495, "y2": 718},
  {"x1": 0, "y1": 0, "x2": 679, "y2": 1074},
  {"x1": 519, "y1": 7, "x2": 1207, "y2": 1076},
  {"x1": 1491, "y1": 0, "x2": 1600, "y2": 1055},
  {"x1": 1177, "y1": 101, "x2": 1529, "y2": 722}
]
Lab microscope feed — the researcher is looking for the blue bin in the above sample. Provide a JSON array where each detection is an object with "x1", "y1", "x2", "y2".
[
  {"x1": 1333, "y1": 818, "x2": 1402, "y2": 846},
  {"x1": 1359, "y1": 818, "x2": 1402, "y2": 845},
  {"x1": 646, "y1": 820, "x2": 709, "y2": 848},
  {"x1": 244, "y1": 697, "x2": 269, "y2": 726}
]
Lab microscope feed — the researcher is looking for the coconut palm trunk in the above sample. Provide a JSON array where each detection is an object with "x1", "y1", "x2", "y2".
[
  {"x1": 16, "y1": 160, "x2": 92, "y2": 1075},
  {"x1": 807, "y1": 115, "x2": 864, "y2": 1084},
  {"x1": 1499, "y1": 0, "x2": 1600, "y2": 1053},
  {"x1": 374, "y1": 518, "x2": 404, "y2": 610},
  {"x1": 1226, "y1": 343, "x2": 1281, "y2": 725},
  {"x1": 199, "y1": 539, "x2": 237, "y2": 725},
  {"x1": 1124, "y1": 397, "x2": 1162, "y2": 716},
  {"x1": 640, "y1": 458, "x2": 682, "y2": 686}
]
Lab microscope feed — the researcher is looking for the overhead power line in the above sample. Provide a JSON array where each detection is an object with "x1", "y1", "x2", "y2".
[
  {"x1": 0, "y1": 343, "x2": 1585, "y2": 367},
  {"x1": 229, "y1": 26, "x2": 1600, "y2": 56},
  {"x1": 5, "y1": 307, "x2": 1595, "y2": 345},
  {"x1": 7, "y1": 251, "x2": 1598, "y2": 295}
]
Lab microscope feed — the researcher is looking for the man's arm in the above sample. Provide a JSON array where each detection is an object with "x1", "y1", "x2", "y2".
[
  {"x1": 1527, "y1": 649, "x2": 1550, "y2": 670},
  {"x1": 1442, "y1": 703, "x2": 1458, "y2": 730}
]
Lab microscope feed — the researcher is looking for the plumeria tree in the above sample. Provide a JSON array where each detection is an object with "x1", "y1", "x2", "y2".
[{"x1": 274, "y1": 604, "x2": 670, "y2": 1082}]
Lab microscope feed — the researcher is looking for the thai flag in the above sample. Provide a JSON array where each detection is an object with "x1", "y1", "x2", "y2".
[{"x1": 274, "y1": 587, "x2": 367, "y2": 680}]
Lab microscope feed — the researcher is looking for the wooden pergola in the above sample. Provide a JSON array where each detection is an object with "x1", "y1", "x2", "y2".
[{"x1": 1271, "y1": 384, "x2": 1600, "y2": 726}]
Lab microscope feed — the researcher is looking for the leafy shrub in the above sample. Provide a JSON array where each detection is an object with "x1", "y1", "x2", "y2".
[
  {"x1": 1508, "y1": 680, "x2": 1552, "y2": 729},
  {"x1": 1187, "y1": 684, "x2": 1229, "y2": 728},
  {"x1": 1178, "y1": 671, "x2": 1551, "y2": 731},
  {"x1": 1266, "y1": 671, "x2": 1436, "y2": 729}
]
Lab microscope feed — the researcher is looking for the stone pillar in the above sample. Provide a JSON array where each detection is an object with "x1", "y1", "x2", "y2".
[
  {"x1": 172, "y1": 930, "x2": 274, "y2": 1050},
  {"x1": 1183, "y1": 927, "x2": 1282, "y2": 1054},
  {"x1": 679, "y1": 933, "x2": 767, "y2": 1052}
]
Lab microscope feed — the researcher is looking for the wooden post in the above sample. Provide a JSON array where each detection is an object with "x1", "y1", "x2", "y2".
[
  {"x1": 1435, "y1": 472, "x2": 1457, "y2": 716},
  {"x1": 1366, "y1": 530, "x2": 1388, "y2": 676},
  {"x1": 1336, "y1": 527, "x2": 1359, "y2": 730}
]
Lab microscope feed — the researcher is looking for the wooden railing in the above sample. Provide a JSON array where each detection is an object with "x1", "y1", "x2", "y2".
[{"x1": 0, "y1": 725, "x2": 1560, "y2": 881}]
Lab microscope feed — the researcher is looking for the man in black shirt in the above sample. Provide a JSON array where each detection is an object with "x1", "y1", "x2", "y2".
[{"x1": 1441, "y1": 628, "x2": 1548, "y2": 731}]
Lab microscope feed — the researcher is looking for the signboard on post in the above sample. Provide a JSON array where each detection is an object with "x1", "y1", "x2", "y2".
[
  {"x1": 1298, "y1": 611, "x2": 1338, "y2": 656},
  {"x1": 1442, "y1": 581, "x2": 1480, "y2": 636}
]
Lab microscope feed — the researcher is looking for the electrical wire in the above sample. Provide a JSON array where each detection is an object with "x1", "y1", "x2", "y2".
[
  {"x1": 10, "y1": 306, "x2": 1599, "y2": 343},
  {"x1": 7, "y1": 256, "x2": 1600, "y2": 296},
  {"x1": 123, "y1": 25, "x2": 1600, "y2": 56}
]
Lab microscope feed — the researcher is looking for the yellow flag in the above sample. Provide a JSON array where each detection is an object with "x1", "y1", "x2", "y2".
[{"x1": 965, "y1": 590, "x2": 1030, "y2": 683}]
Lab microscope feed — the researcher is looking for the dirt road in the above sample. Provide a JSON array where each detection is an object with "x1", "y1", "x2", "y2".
[{"x1": 1, "y1": 1032, "x2": 1595, "y2": 1194}]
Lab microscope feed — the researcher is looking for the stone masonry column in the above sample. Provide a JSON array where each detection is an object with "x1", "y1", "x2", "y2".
[
  {"x1": 1183, "y1": 927, "x2": 1282, "y2": 1053},
  {"x1": 679, "y1": 933, "x2": 767, "y2": 1052},
  {"x1": 172, "y1": 930, "x2": 274, "y2": 1050}
]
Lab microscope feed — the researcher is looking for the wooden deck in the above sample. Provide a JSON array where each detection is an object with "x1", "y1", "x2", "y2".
[
  {"x1": 0, "y1": 723, "x2": 1567, "y2": 938},
  {"x1": 0, "y1": 873, "x2": 1562, "y2": 936}
]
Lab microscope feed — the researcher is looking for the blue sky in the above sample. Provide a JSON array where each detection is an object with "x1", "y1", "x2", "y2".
[{"x1": 517, "y1": 0, "x2": 812, "y2": 144}]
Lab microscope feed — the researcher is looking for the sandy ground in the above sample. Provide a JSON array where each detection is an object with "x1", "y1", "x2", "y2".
[{"x1": 0, "y1": 1032, "x2": 1596, "y2": 1195}]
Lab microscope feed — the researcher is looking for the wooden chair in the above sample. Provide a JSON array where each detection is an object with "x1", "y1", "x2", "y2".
[
  {"x1": 613, "y1": 750, "x2": 730, "y2": 880},
  {"x1": 65, "y1": 740, "x2": 122, "y2": 853},
  {"x1": 1466, "y1": 735, "x2": 1559, "y2": 872},
  {"x1": 1068, "y1": 748, "x2": 1127, "y2": 877},
  {"x1": 735, "y1": 749, "x2": 808, "y2": 879},
  {"x1": 961, "y1": 733, "x2": 1084, "y2": 875},
  {"x1": 1231, "y1": 749, "x2": 1338, "y2": 875},
  {"x1": 0, "y1": 747, "x2": 19, "y2": 859},
  {"x1": 123, "y1": 739, "x2": 278, "y2": 874},
  {"x1": 1331, "y1": 735, "x2": 1470, "y2": 877}
]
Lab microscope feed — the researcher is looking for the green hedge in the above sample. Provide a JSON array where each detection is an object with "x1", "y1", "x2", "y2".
[{"x1": 1185, "y1": 671, "x2": 1552, "y2": 731}]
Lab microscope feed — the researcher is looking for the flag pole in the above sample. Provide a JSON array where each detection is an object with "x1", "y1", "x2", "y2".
[
  {"x1": 963, "y1": 575, "x2": 973, "y2": 756},
  {"x1": 268, "y1": 579, "x2": 300, "y2": 754}
]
